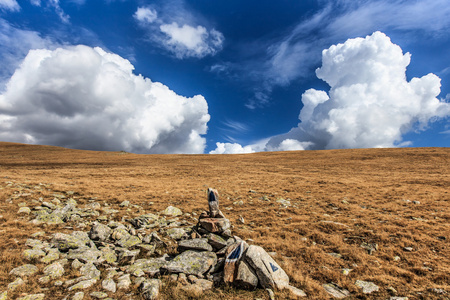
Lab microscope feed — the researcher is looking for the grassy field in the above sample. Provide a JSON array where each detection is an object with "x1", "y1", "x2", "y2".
[{"x1": 0, "y1": 142, "x2": 448, "y2": 299}]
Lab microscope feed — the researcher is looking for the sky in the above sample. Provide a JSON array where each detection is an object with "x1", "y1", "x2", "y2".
[{"x1": 0, "y1": 0, "x2": 449, "y2": 154}]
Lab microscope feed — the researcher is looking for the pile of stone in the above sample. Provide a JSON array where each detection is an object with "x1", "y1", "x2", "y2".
[{"x1": 3, "y1": 188, "x2": 306, "y2": 299}]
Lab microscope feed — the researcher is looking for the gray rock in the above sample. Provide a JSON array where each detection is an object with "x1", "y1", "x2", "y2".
[
  {"x1": 199, "y1": 218, "x2": 230, "y2": 233},
  {"x1": 266, "y1": 288, "x2": 275, "y2": 300},
  {"x1": 163, "y1": 250, "x2": 217, "y2": 277},
  {"x1": 178, "y1": 238, "x2": 213, "y2": 252},
  {"x1": 166, "y1": 228, "x2": 187, "y2": 240},
  {"x1": 89, "y1": 222, "x2": 112, "y2": 242},
  {"x1": 140, "y1": 279, "x2": 161, "y2": 300},
  {"x1": 23, "y1": 249, "x2": 46, "y2": 261},
  {"x1": 403, "y1": 247, "x2": 413, "y2": 252},
  {"x1": 355, "y1": 280, "x2": 379, "y2": 294},
  {"x1": 10, "y1": 264, "x2": 39, "y2": 277},
  {"x1": 207, "y1": 233, "x2": 228, "y2": 250},
  {"x1": 102, "y1": 278, "x2": 116, "y2": 293},
  {"x1": 162, "y1": 206, "x2": 182, "y2": 217},
  {"x1": 117, "y1": 235, "x2": 141, "y2": 248},
  {"x1": 67, "y1": 248, "x2": 102, "y2": 264},
  {"x1": 100, "y1": 247, "x2": 117, "y2": 264},
  {"x1": 285, "y1": 285, "x2": 307, "y2": 297},
  {"x1": 127, "y1": 213, "x2": 159, "y2": 229},
  {"x1": 117, "y1": 248, "x2": 140, "y2": 265},
  {"x1": 0, "y1": 291, "x2": 6, "y2": 300},
  {"x1": 89, "y1": 292, "x2": 108, "y2": 299},
  {"x1": 234, "y1": 260, "x2": 258, "y2": 290},
  {"x1": 120, "y1": 200, "x2": 130, "y2": 207},
  {"x1": 117, "y1": 274, "x2": 131, "y2": 290},
  {"x1": 18, "y1": 207, "x2": 31, "y2": 214},
  {"x1": 43, "y1": 261, "x2": 64, "y2": 279},
  {"x1": 40, "y1": 248, "x2": 60, "y2": 264},
  {"x1": 52, "y1": 232, "x2": 87, "y2": 251},
  {"x1": 7, "y1": 277, "x2": 25, "y2": 291},
  {"x1": 25, "y1": 239, "x2": 49, "y2": 249},
  {"x1": 244, "y1": 245, "x2": 289, "y2": 290},
  {"x1": 80, "y1": 263, "x2": 101, "y2": 280},
  {"x1": 71, "y1": 292, "x2": 84, "y2": 300},
  {"x1": 72, "y1": 259, "x2": 84, "y2": 269},
  {"x1": 389, "y1": 298, "x2": 408, "y2": 300},
  {"x1": 16, "y1": 294, "x2": 45, "y2": 300},
  {"x1": 323, "y1": 283, "x2": 350, "y2": 298},
  {"x1": 68, "y1": 279, "x2": 97, "y2": 291},
  {"x1": 126, "y1": 257, "x2": 168, "y2": 277}
]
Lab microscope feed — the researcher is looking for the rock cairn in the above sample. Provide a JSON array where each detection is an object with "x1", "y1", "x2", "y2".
[{"x1": 3, "y1": 188, "x2": 306, "y2": 299}]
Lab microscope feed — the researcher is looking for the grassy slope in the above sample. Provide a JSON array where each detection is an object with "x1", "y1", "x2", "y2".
[{"x1": 0, "y1": 142, "x2": 449, "y2": 299}]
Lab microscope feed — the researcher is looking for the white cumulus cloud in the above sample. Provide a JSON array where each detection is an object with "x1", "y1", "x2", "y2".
[
  {"x1": 209, "y1": 142, "x2": 255, "y2": 154},
  {"x1": 160, "y1": 22, "x2": 223, "y2": 59},
  {"x1": 211, "y1": 31, "x2": 450, "y2": 153},
  {"x1": 0, "y1": 0, "x2": 20, "y2": 11},
  {"x1": 134, "y1": 7, "x2": 158, "y2": 24},
  {"x1": 0, "y1": 45, "x2": 210, "y2": 154}
]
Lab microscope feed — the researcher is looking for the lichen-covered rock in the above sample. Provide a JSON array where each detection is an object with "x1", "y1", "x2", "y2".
[
  {"x1": 23, "y1": 249, "x2": 46, "y2": 261},
  {"x1": 244, "y1": 245, "x2": 289, "y2": 290},
  {"x1": 89, "y1": 222, "x2": 112, "y2": 242},
  {"x1": 71, "y1": 292, "x2": 84, "y2": 300},
  {"x1": 16, "y1": 294, "x2": 45, "y2": 300},
  {"x1": 18, "y1": 207, "x2": 31, "y2": 214},
  {"x1": 126, "y1": 258, "x2": 168, "y2": 277},
  {"x1": 166, "y1": 228, "x2": 187, "y2": 240},
  {"x1": 52, "y1": 232, "x2": 86, "y2": 251},
  {"x1": 36, "y1": 213, "x2": 64, "y2": 224},
  {"x1": 178, "y1": 238, "x2": 213, "y2": 252},
  {"x1": 40, "y1": 248, "x2": 60, "y2": 264},
  {"x1": 10, "y1": 264, "x2": 39, "y2": 277},
  {"x1": 68, "y1": 279, "x2": 97, "y2": 291},
  {"x1": 100, "y1": 247, "x2": 117, "y2": 264},
  {"x1": 163, "y1": 250, "x2": 217, "y2": 277},
  {"x1": 67, "y1": 248, "x2": 102, "y2": 264},
  {"x1": 117, "y1": 274, "x2": 131, "y2": 290},
  {"x1": 117, "y1": 235, "x2": 141, "y2": 248},
  {"x1": 80, "y1": 263, "x2": 101, "y2": 280},
  {"x1": 207, "y1": 233, "x2": 228, "y2": 250},
  {"x1": 25, "y1": 239, "x2": 49, "y2": 249},
  {"x1": 162, "y1": 206, "x2": 182, "y2": 217},
  {"x1": 43, "y1": 261, "x2": 64, "y2": 279},
  {"x1": 355, "y1": 280, "x2": 379, "y2": 294},
  {"x1": 90, "y1": 291, "x2": 108, "y2": 299},
  {"x1": 140, "y1": 279, "x2": 161, "y2": 300},
  {"x1": 7, "y1": 277, "x2": 24, "y2": 291},
  {"x1": 0, "y1": 291, "x2": 7, "y2": 300},
  {"x1": 102, "y1": 278, "x2": 116, "y2": 293}
]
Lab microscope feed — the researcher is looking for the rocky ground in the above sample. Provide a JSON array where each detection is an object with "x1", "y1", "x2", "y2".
[{"x1": 0, "y1": 142, "x2": 449, "y2": 299}]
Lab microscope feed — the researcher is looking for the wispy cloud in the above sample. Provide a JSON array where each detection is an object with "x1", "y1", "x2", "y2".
[{"x1": 0, "y1": 0, "x2": 20, "y2": 11}]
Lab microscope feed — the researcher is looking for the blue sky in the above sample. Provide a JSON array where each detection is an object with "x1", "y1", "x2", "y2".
[{"x1": 0, "y1": 0, "x2": 449, "y2": 154}]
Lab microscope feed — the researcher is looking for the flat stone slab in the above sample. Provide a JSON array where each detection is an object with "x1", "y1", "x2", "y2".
[
  {"x1": 126, "y1": 258, "x2": 169, "y2": 277},
  {"x1": 244, "y1": 245, "x2": 289, "y2": 290},
  {"x1": 163, "y1": 250, "x2": 217, "y2": 277},
  {"x1": 199, "y1": 218, "x2": 230, "y2": 233},
  {"x1": 178, "y1": 238, "x2": 213, "y2": 252},
  {"x1": 10, "y1": 264, "x2": 39, "y2": 277},
  {"x1": 323, "y1": 283, "x2": 350, "y2": 298},
  {"x1": 355, "y1": 280, "x2": 379, "y2": 294}
]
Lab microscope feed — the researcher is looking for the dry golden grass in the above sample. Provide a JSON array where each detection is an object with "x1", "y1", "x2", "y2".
[{"x1": 0, "y1": 142, "x2": 449, "y2": 299}]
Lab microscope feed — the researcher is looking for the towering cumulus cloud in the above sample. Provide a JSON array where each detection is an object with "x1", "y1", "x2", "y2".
[
  {"x1": 267, "y1": 31, "x2": 449, "y2": 151},
  {"x1": 0, "y1": 46, "x2": 210, "y2": 153},
  {"x1": 211, "y1": 31, "x2": 449, "y2": 154}
]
